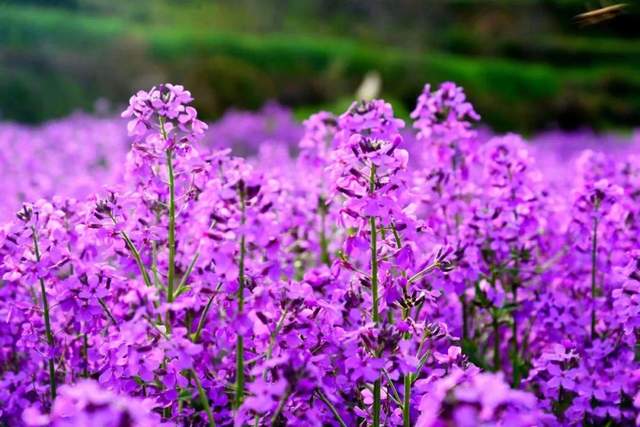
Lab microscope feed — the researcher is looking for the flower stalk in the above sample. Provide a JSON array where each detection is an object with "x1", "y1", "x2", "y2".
[
  {"x1": 402, "y1": 305, "x2": 412, "y2": 427},
  {"x1": 235, "y1": 185, "x2": 247, "y2": 408},
  {"x1": 319, "y1": 195, "x2": 331, "y2": 266},
  {"x1": 369, "y1": 163, "x2": 381, "y2": 427},
  {"x1": 192, "y1": 369, "x2": 216, "y2": 427},
  {"x1": 166, "y1": 148, "x2": 177, "y2": 305},
  {"x1": 158, "y1": 114, "x2": 177, "y2": 335},
  {"x1": 591, "y1": 217, "x2": 598, "y2": 340},
  {"x1": 492, "y1": 311, "x2": 500, "y2": 371},
  {"x1": 316, "y1": 389, "x2": 348, "y2": 427},
  {"x1": 32, "y1": 226, "x2": 56, "y2": 400}
]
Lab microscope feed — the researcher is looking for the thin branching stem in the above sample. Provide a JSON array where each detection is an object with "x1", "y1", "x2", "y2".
[
  {"x1": 315, "y1": 389, "x2": 348, "y2": 427},
  {"x1": 381, "y1": 368, "x2": 403, "y2": 408},
  {"x1": 108, "y1": 213, "x2": 153, "y2": 289},
  {"x1": 192, "y1": 369, "x2": 216, "y2": 427},
  {"x1": 407, "y1": 261, "x2": 441, "y2": 284},
  {"x1": 175, "y1": 252, "x2": 200, "y2": 297},
  {"x1": 270, "y1": 388, "x2": 291, "y2": 426},
  {"x1": 98, "y1": 297, "x2": 118, "y2": 327},
  {"x1": 192, "y1": 295, "x2": 215, "y2": 343}
]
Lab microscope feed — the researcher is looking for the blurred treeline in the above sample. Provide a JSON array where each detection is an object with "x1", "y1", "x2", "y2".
[{"x1": 1, "y1": 0, "x2": 639, "y2": 132}]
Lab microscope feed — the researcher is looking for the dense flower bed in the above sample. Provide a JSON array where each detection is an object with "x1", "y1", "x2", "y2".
[{"x1": 1, "y1": 82, "x2": 639, "y2": 426}]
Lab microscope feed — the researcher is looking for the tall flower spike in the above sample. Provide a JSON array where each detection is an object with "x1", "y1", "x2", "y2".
[
  {"x1": 411, "y1": 81, "x2": 479, "y2": 141},
  {"x1": 330, "y1": 99, "x2": 411, "y2": 427}
]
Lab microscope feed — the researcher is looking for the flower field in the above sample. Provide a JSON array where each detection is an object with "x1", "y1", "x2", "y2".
[{"x1": 1, "y1": 82, "x2": 639, "y2": 426}]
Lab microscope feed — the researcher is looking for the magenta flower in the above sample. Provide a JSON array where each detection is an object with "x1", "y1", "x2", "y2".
[{"x1": 23, "y1": 380, "x2": 168, "y2": 427}]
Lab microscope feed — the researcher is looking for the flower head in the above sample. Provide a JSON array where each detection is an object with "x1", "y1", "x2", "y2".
[{"x1": 121, "y1": 83, "x2": 207, "y2": 151}]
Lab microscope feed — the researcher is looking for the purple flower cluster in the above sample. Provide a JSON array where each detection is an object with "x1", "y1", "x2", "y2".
[
  {"x1": 1, "y1": 81, "x2": 640, "y2": 427},
  {"x1": 121, "y1": 83, "x2": 207, "y2": 149},
  {"x1": 0, "y1": 101, "x2": 301, "y2": 224},
  {"x1": 22, "y1": 380, "x2": 166, "y2": 427},
  {"x1": 205, "y1": 102, "x2": 303, "y2": 157},
  {"x1": 0, "y1": 116, "x2": 129, "y2": 223}
]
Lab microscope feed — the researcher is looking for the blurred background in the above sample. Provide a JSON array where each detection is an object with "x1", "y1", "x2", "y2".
[{"x1": 0, "y1": 0, "x2": 638, "y2": 133}]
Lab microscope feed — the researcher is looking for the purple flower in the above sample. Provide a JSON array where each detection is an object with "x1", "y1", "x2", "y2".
[{"x1": 23, "y1": 380, "x2": 168, "y2": 427}]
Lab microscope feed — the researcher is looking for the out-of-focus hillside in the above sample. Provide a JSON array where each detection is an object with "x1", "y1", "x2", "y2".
[{"x1": 1, "y1": 0, "x2": 639, "y2": 132}]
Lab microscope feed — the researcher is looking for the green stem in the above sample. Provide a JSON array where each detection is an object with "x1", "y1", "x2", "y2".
[
  {"x1": 512, "y1": 286, "x2": 518, "y2": 352},
  {"x1": 121, "y1": 232, "x2": 153, "y2": 288},
  {"x1": 406, "y1": 261, "x2": 441, "y2": 284},
  {"x1": 145, "y1": 315, "x2": 170, "y2": 340},
  {"x1": 369, "y1": 164, "x2": 381, "y2": 427},
  {"x1": 166, "y1": 148, "x2": 176, "y2": 335},
  {"x1": 192, "y1": 295, "x2": 215, "y2": 343},
  {"x1": 316, "y1": 389, "x2": 348, "y2": 427},
  {"x1": 511, "y1": 283, "x2": 520, "y2": 387},
  {"x1": 252, "y1": 306, "x2": 290, "y2": 426},
  {"x1": 270, "y1": 389, "x2": 291, "y2": 426},
  {"x1": 108, "y1": 213, "x2": 153, "y2": 289},
  {"x1": 493, "y1": 312, "x2": 500, "y2": 372},
  {"x1": 235, "y1": 187, "x2": 247, "y2": 408},
  {"x1": 411, "y1": 350, "x2": 433, "y2": 384},
  {"x1": 191, "y1": 369, "x2": 216, "y2": 427},
  {"x1": 319, "y1": 195, "x2": 331, "y2": 266},
  {"x1": 32, "y1": 227, "x2": 56, "y2": 400},
  {"x1": 390, "y1": 222, "x2": 402, "y2": 249},
  {"x1": 591, "y1": 217, "x2": 598, "y2": 340},
  {"x1": 266, "y1": 306, "x2": 290, "y2": 361},
  {"x1": 98, "y1": 297, "x2": 118, "y2": 326},
  {"x1": 151, "y1": 242, "x2": 162, "y2": 289},
  {"x1": 461, "y1": 294, "x2": 468, "y2": 342},
  {"x1": 150, "y1": 312, "x2": 214, "y2": 426},
  {"x1": 157, "y1": 118, "x2": 176, "y2": 421},
  {"x1": 175, "y1": 252, "x2": 200, "y2": 297},
  {"x1": 381, "y1": 369, "x2": 403, "y2": 407},
  {"x1": 369, "y1": 166, "x2": 379, "y2": 324},
  {"x1": 403, "y1": 373, "x2": 411, "y2": 426},
  {"x1": 82, "y1": 333, "x2": 89, "y2": 378},
  {"x1": 401, "y1": 306, "x2": 411, "y2": 427},
  {"x1": 372, "y1": 379, "x2": 381, "y2": 426}
]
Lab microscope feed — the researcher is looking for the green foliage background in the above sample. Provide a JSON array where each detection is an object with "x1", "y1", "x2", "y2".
[{"x1": 0, "y1": 0, "x2": 639, "y2": 132}]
